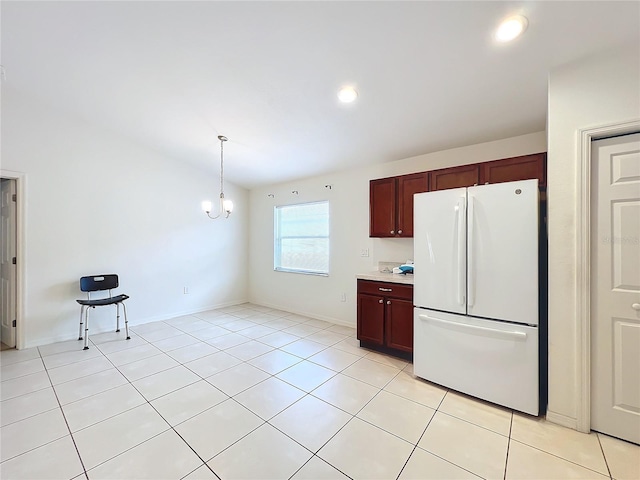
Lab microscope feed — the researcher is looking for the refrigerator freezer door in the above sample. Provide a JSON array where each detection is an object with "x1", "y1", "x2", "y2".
[
  {"x1": 414, "y1": 308, "x2": 539, "y2": 415},
  {"x1": 413, "y1": 188, "x2": 467, "y2": 314},
  {"x1": 467, "y1": 179, "x2": 539, "y2": 326}
]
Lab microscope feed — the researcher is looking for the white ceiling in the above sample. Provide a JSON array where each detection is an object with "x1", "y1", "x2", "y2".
[{"x1": 2, "y1": 1, "x2": 639, "y2": 189}]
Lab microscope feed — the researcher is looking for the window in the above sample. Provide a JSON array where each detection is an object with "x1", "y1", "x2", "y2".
[{"x1": 274, "y1": 201, "x2": 329, "y2": 275}]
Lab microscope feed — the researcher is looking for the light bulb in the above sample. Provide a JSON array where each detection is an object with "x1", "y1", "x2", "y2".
[
  {"x1": 495, "y1": 15, "x2": 528, "y2": 42},
  {"x1": 223, "y1": 199, "x2": 234, "y2": 213},
  {"x1": 201, "y1": 200, "x2": 213, "y2": 213},
  {"x1": 337, "y1": 86, "x2": 358, "y2": 103}
]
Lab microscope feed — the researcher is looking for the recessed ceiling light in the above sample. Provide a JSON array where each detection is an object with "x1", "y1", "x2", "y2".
[
  {"x1": 495, "y1": 15, "x2": 528, "y2": 42},
  {"x1": 338, "y1": 86, "x2": 358, "y2": 103}
]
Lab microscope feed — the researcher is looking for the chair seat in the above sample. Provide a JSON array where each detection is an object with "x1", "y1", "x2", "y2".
[{"x1": 76, "y1": 294, "x2": 129, "y2": 307}]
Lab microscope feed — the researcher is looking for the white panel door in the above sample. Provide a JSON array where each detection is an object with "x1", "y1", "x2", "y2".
[
  {"x1": 0, "y1": 179, "x2": 17, "y2": 348},
  {"x1": 413, "y1": 188, "x2": 467, "y2": 314},
  {"x1": 414, "y1": 308, "x2": 539, "y2": 415},
  {"x1": 467, "y1": 180, "x2": 539, "y2": 326},
  {"x1": 591, "y1": 133, "x2": 640, "y2": 444}
]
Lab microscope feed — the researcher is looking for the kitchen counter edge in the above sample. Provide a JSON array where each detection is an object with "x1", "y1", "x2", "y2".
[{"x1": 356, "y1": 272, "x2": 414, "y2": 285}]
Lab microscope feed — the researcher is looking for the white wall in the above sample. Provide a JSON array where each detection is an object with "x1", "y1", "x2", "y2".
[
  {"x1": 546, "y1": 44, "x2": 640, "y2": 427},
  {"x1": 1, "y1": 87, "x2": 249, "y2": 348},
  {"x1": 249, "y1": 131, "x2": 546, "y2": 324}
]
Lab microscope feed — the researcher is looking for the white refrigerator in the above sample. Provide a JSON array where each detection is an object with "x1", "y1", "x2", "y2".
[{"x1": 413, "y1": 179, "x2": 539, "y2": 415}]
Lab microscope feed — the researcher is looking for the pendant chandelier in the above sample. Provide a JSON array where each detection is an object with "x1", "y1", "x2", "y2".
[{"x1": 202, "y1": 135, "x2": 234, "y2": 219}]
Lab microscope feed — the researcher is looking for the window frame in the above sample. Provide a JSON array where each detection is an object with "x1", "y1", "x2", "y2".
[{"x1": 274, "y1": 200, "x2": 330, "y2": 276}]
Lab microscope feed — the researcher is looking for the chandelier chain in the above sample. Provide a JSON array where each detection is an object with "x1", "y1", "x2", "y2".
[{"x1": 219, "y1": 135, "x2": 226, "y2": 199}]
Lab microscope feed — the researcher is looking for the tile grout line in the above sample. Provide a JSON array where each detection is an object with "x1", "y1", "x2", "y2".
[
  {"x1": 5, "y1": 306, "x2": 443, "y2": 480},
  {"x1": 71, "y1": 336, "x2": 214, "y2": 477},
  {"x1": 594, "y1": 432, "x2": 614, "y2": 480},
  {"x1": 265, "y1": 402, "x2": 357, "y2": 478},
  {"x1": 1, "y1": 306, "x2": 550, "y2": 479},
  {"x1": 275, "y1": 364, "x2": 417, "y2": 479},
  {"x1": 76, "y1": 308, "x2": 349, "y2": 478},
  {"x1": 3, "y1": 325, "x2": 375, "y2": 475},
  {"x1": 394, "y1": 386, "x2": 451, "y2": 480},
  {"x1": 190, "y1": 317, "x2": 371, "y2": 478},
  {"x1": 503, "y1": 411, "x2": 514, "y2": 480},
  {"x1": 42, "y1": 315, "x2": 346, "y2": 442},
  {"x1": 37, "y1": 345, "x2": 90, "y2": 480},
  {"x1": 8, "y1": 305, "x2": 631, "y2": 479},
  {"x1": 508, "y1": 437, "x2": 615, "y2": 477}
]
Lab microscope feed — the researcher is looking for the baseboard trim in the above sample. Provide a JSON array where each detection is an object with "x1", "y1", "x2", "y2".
[
  {"x1": 545, "y1": 410, "x2": 579, "y2": 431},
  {"x1": 23, "y1": 299, "x2": 351, "y2": 350},
  {"x1": 21, "y1": 299, "x2": 250, "y2": 350},
  {"x1": 249, "y1": 300, "x2": 354, "y2": 328}
]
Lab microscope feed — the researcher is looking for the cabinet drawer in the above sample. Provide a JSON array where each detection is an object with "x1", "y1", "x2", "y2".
[{"x1": 357, "y1": 280, "x2": 413, "y2": 300}]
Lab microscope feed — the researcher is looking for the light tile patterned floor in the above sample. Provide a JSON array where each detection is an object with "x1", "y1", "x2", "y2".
[{"x1": 1, "y1": 303, "x2": 638, "y2": 480}]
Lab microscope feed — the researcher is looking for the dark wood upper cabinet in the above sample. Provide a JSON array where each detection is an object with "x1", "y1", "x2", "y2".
[
  {"x1": 429, "y1": 164, "x2": 481, "y2": 191},
  {"x1": 370, "y1": 173, "x2": 427, "y2": 238},
  {"x1": 370, "y1": 152, "x2": 546, "y2": 239},
  {"x1": 397, "y1": 173, "x2": 428, "y2": 237},
  {"x1": 482, "y1": 153, "x2": 546, "y2": 187},
  {"x1": 369, "y1": 177, "x2": 396, "y2": 237}
]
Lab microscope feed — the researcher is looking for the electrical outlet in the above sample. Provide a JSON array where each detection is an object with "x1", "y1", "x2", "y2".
[
  {"x1": 360, "y1": 248, "x2": 369, "y2": 257},
  {"x1": 340, "y1": 293, "x2": 347, "y2": 302},
  {"x1": 183, "y1": 286, "x2": 189, "y2": 294}
]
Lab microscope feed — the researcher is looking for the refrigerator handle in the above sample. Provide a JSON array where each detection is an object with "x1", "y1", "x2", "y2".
[
  {"x1": 417, "y1": 314, "x2": 528, "y2": 340},
  {"x1": 467, "y1": 195, "x2": 475, "y2": 307},
  {"x1": 457, "y1": 197, "x2": 466, "y2": 306}
]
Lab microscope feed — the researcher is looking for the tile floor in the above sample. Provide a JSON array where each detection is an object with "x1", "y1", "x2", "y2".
[{"x1": 1, "y1": 303, "x2": 638, "y2": 480}]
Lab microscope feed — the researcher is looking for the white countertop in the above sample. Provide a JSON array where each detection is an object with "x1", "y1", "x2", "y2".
[{"x1": 356, "y1": 271, "x2": 414, "y2": 285}]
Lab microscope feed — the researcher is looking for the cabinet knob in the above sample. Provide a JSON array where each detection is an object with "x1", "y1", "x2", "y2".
[
  {"x1": 378, "y1": 299, "x2": 383, "y2": 304},
  {"x1": 390, "y1": 230, "x2": 395, "y2": 235},
  {"x1": 398, "y1": 230, "x2": 403, "y2": 235},
  {"x1": 386, "y1": 300, "x2": 391, "y2": 305},
  {"x1": 633, "y1": 303, "x2": 640, "y2": 311}
]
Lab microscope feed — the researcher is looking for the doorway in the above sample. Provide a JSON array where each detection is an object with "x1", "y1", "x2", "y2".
[
  {"x1": 590, "y1": 132, "x2": 640, "y2": 444},
  {"x1": 0, "y1": 177, "x2": 17, "y2": 349}
]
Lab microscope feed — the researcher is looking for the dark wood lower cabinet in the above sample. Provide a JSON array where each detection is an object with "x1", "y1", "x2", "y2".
[
  {"x1": 357, "y1": 293, "x2": 385, "y2": 346},
  {"x1": 385, "y1": 298, "x2": 413, "y2": 353},
  {"x1": 357, "y1": 280, "x2": 413, "y2": 357}
]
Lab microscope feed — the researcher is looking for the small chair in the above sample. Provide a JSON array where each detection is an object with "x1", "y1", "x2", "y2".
[{"x1": 77, "y1": 274, "x2": 130, "y2": 350}]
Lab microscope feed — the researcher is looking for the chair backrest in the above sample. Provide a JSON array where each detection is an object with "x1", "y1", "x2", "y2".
[{"x1": 80, "y1": 274, "x2": 119, "y2": 293}]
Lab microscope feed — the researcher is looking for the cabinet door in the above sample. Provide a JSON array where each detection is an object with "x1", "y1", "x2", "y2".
[
  {"x1": 357, "y1": 293, "x2": 385, "y2": 345},
  {"x1": 385, "y1": 298, "x2": 414, "y2": 352},
  {"x1": 370, "y1": 177, "x2": 397, "y2": 237},
  {"x1": 482, "y1": 153, "x2": 546, "y2": 187},
  {"x1": 397, "y1": 172, "x2": 428, "y2": 237},
  {"x1": 429, "y1": 165, "x2": 480, "y2": 191}
]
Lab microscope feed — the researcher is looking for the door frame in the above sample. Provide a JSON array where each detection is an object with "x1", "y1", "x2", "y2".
[
  {"x1": 0, "y1": 170, "x2": 26, "y2": 350},
  {"x1": 576, "y1": 119, "x2": 640, "y2": 433}
]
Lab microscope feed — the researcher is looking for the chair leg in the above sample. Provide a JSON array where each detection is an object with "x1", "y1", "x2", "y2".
[
  {"x1": 83, "y1": 307, "x2": 91, "y2": 350},
  {"x1": 116, "y1": 304, "x2": 120, "y2": 332},
  {"x1": 122, "y1": 302, "x2": 130, "y2": 340},
  {"x1": 78, "y1": 305, "x2": 85, "y2": 341}
]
